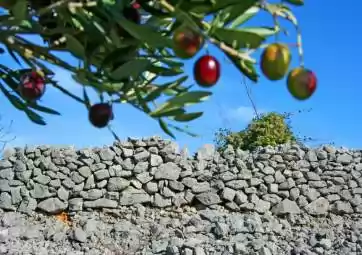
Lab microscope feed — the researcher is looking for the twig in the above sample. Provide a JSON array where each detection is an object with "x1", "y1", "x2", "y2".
[
  {"x1": 38, "y1": 0, "x2": 97, "y2": 16},
  {"x1": 0, "y1": 118, "x2": 15, "y2": 153},
  {"x1": 208, "y1": 37, "x2": 256, "y2": 63},
  {"x1": 242, "y1": 75, "x2": 259, "y2": 119}
]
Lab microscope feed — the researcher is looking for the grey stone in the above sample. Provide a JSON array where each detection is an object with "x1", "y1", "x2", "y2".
[
  {"x1": 30, "y1": 183, "x2": 53, "y2": 199},
  {"x1": 153, "y1": 193, "x2": 172, "y2": 207},
  {"x1": 332, "y1": 201, "x2": 354, "y2": 214},
  {"x1": 134, "y1": 150, "x2": 150, "y2": 162},
  {"x1": 150, "y1": 154, "x2": 163, "y2": 167},
  {"x1": 272, "y1": 199, "x2": 301, "y2": 215},
  {"x1": 196, "y1": 192, "x2": 221, "y2": 205},
  {"x1": 192, "y1": 182, "x2": 211, "y2": 193},
  {"x1": 83, "y1": 198, "x2": 117, "y2": 208},
  {"x1": 120, "y1": 187, "x2": 151, "y2": 205},
  {"x1": 134, "y1": 161, "x2": 149, "y2": 173},
  {"x1": 72, "y1": 228, "x2": 87, "y2": 243},
  {"x1": 305, "y1": 197, "x2": 329, "y2": 215},
  {"x1": 93, "y1": 169, "x2": 110, "y2": 181},
  {"x1": 78, "y1": 166, "x2": 92, "y2": 178},
  {"x1": 221, "y1": 187, "x2": 236, "y2": 202},
  {"x1": 337, "y1": 154, "x2": 353, "y2": 164},
  {"x1": 254, "y1": 199, "x2": 271, "y2": 213},
  {"x1": 99, "y1": 148, "x2": 115, "y2": 161},
  {"x1": 154, "y1": 162, "x2": 181, "y2": 180},
  {"x1": 107, "y1": 177, "x2": 130, "y2": 191},
  {"x1": 0, "y1": 168, "x2": 14, "y2": 180},
  {"x1": 225, "y1": 180, "x2": 248, "y2": 190},
  {"x1": 0, "y1": 192, "x2": 14, "y2": 210},
  {"x1": 0, "y1": 160, "x2": 12, "y2": 170},
  {"x1": 37, "y1": 198, "x2": 67, "y2": 214}
]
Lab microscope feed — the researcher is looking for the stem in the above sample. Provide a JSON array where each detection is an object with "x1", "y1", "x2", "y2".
[
  {"x1": 272, "y1": 14, "x2": 280, "y2": 42},
  {"x1": 260, "y1": 3, "x2": 305, "y2": 67},
  {"x1": 295, "y1": 27, "x2": 304, "y2": 67},
  {"x1": 208, "y1": 37, "x2": 256, "y2": 63}
]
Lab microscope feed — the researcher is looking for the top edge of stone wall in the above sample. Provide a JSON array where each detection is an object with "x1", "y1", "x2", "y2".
[{"x1": 2, "y1": 136, "x2": 361, "y2": 160}]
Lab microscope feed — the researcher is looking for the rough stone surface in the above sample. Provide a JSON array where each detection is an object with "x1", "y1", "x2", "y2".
[
  {"x1": 2, "y1": 139, "x2": 361, "y2": 216},
  {"x1": 1, "y1": 138, "x2": 362, "y2": 254}
]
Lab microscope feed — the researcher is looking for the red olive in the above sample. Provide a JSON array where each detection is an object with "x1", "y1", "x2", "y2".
[
  {"x1": 19, "y1": 71, "x2": 46, "y2": 101},
  {"x1": 89, "y1": 103, "x2": 114, "y2": 128},
  {"x1": 193, "y1": 55, "x2": 220, "y2": 87}
]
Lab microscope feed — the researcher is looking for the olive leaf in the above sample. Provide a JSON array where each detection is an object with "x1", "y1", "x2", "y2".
[
  {"x1": 110, "y1": 59, "x2": 151, "y2": 81},
  {"x1": 150, "y1": 91, "x2": 211, "y2": 117},
  {"x1": 212, "y1": 26, "x2": 279, "y2": 49}
]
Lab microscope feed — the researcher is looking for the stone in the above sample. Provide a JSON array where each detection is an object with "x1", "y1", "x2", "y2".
[
  {"x1": 153, "y1": 193, "x2": 172, "y2": 208},
  {"x1": 221, "y1": 187, "x2": 236, "y2": 201},
  {"x1": 196, "y1": 192, "x2": 221, "y2": 205},
  {"x1": 150, "y1": 154, "x2": 163, "y2": 167},
  {"x1": 78, "y1": 166, "x2": 92, "y2": 178},
  {"x1": 235, "y1": 191, "x2": 248, "y2": 205},
  {"x1": 37, "y1": 198, "x2": 67, "y2": 214},
  {"x1": 305, "y1": 197, "x2": 329, "y2": 215},
  {"x1": 83, "y1": 198, "x2": 117, "y2": 208},
  {"x1": 332, "y1": 201, "x2": 354, "y2": 214},
  {"x1": 272, "y1": 199, "x2": 301, "y2": 215},
  {"x1": 120, "y1": 187, "x2": 151, "y2": 205},
  {"x1": 72, "y1": 228, "x2": 87, "y2": 243},
  {"x1": 93, "y1": 169, "x2": 110, "y2": 181},
  {"x1": 0, "y1": 192, "x2": 14, "y2": 210},
  {"x1": 107, "y1": 177, "x2": 130, "y2": 191},
  {"x1": 254, "y1": 199, "x2": 271, "y2": 213},
  {"x1": 154, "y1": 162, "x2": 181, "y2": 180},
  {"x1": 0, "y1": 168, "x2": 14, "y2": 180}
]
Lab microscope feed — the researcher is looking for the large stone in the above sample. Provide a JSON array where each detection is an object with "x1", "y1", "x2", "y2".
[
  {"x1": 0, "y1": 192, "x2": 14, "y2": 210},
  {"x1": 0, "y1": 168, "x2": 14, "y2": 180},
  {"x1": 83, "y1": 198, "x2": 118, "y2": 208},
  {"x1": 154, "y1": 162, "x2": 181, "y2": 180},
  {"x1": 0, "y1": 161, "x2": 12, "y2": 170},
  {"x1": 196, "y1": 192, "x2": 221, "y2": 206},
  {"x1": 332, "y1": 201, "x2": 353, "y2": 214},
  {"x1": 305, "y1": 197, "x2": 329, "y2": 215},
  {"x1": 272, "y1": 199, "x2": 301, "y2": 215},
  {"x1": 37, "y1": 198, "x2": 67, "y2": 214},
  {"x1": 120, "y1": 187, "x2": 151, "y2": 205},
  {"x1": 107, "y1": 177, "x2": 130, "y2": 191}
]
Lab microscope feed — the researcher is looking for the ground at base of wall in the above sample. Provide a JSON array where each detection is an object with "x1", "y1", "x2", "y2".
[{"x1": 0, "y1": 206, "x2": 361, "y2": 255}]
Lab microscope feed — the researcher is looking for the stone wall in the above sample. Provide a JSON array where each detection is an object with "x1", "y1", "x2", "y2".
[{"x1": 0, "y1": 136, "x2": 361, "y2": 216}]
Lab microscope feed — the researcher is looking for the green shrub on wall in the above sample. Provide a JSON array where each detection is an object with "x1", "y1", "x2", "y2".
[{"x1": 214, "y1": 112, "x2": 297, "y2": 151}]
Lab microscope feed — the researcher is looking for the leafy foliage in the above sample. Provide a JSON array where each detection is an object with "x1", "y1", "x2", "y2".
[
  {"x1": 214, "y1": 112, "x2": 297, "y2": 151},
  {"x1": 0, "y1": 0, "x2": 306, "y2": 138}
]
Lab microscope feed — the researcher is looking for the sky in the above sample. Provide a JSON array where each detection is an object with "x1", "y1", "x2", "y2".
[{"x1": 1, "y1": 1, "x2": 361, "y2": 154}]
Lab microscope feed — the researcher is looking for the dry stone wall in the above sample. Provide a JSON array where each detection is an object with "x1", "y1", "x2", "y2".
[{"x1": 0, "y1": 136, "x2": 362, "y2": 216}]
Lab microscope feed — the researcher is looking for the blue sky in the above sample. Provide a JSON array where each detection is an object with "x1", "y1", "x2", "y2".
[{"x1": 1, "y1": 2, "x2": 361, "y2": 153}]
